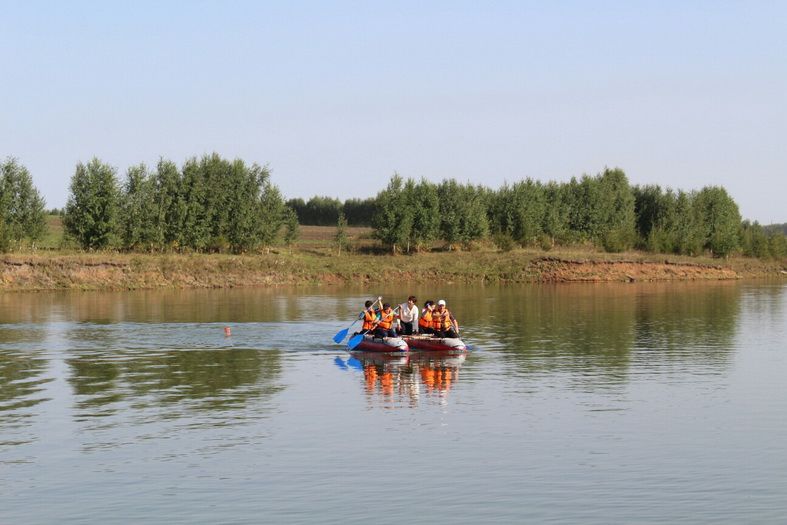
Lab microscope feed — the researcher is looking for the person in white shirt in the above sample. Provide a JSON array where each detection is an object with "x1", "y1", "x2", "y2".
[{"x1": 396, "y1": 296, "x2": 419, "y2": 335}]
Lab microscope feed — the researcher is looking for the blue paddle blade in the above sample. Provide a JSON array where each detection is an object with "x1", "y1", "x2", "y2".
[
  {"x1": 333, "y1": 328, "x2": 349, "y2": 344},
  {"x1": 347, "y1": 333, "x2": 364, "y2": 350}
]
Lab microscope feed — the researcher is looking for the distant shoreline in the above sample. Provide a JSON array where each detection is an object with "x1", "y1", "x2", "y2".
[{"x1": 1, "y1": 250, "x2": 784, "y2": 292}]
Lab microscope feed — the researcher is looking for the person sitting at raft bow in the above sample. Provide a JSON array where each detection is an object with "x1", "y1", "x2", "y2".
[
  {"x1": 396, "y1": 296, "x2": 419, "y2": 336},
  {"x1": 418, "y1": 300, "x2": 435, "y2": 335},
  {"x1": 432, "y1": 299, "x2": 459, "y2": 338},
  {"x1": 374, "y1": 303, "x2": 398, "y2": 339}
]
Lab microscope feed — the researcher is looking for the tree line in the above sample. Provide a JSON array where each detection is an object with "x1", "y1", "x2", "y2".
[
  {"x1": 367, "y1": 169, "x2": 786, "y2": 259},
  {"x1": 286, "y1": 196, "x2": 376, "y2": 226},
  {"x1": 0, "y1": 155, "x2": 785, "y2": 259},
  {"x1": 62, "y1": 154, "x2": 292, "y2": 252}
]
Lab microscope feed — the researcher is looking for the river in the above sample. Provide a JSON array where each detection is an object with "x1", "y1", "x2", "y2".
[{"x1": 1, "y1": 281, "x2": 786, "y2": 524}]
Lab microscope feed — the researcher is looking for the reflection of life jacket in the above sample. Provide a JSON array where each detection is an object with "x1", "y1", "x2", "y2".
[
  {"x1": 380, "y1": 372, "x2": 393, "y2": 395},
  {"x1": 362, "y1": 310, "x2": 378, "y2": 331},
  {"x1": 379, "y1": 310, "x2": 395, "y2": 330},
  {"x1": 419, "y1": 309, "x2": 432, "y2": 329},
  {"x1": 432, "y1": 309, "x2": 452, "y2": 331}
]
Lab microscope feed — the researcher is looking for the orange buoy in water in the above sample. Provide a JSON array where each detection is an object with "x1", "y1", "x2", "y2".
[{"x1": 224, "y1": 326, "x2": 231, "y2": 337}]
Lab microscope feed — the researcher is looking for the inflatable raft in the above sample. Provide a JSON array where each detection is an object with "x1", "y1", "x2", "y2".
[
  {"x1": 402, "y1": 334, "x2": 467, "y2": 352},
  {"x1": 352, "y1": 334, "x2": 409, "y2": 353}
]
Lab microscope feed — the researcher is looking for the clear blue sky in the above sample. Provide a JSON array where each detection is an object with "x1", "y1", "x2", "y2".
[{"x1": 2, "y1": 0, "x2": 785, "y2": 223}]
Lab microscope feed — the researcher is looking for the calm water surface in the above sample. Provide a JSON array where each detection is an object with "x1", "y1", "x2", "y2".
[{"x1": 1, "y1": 282, "x2": 785, "y2": 524}]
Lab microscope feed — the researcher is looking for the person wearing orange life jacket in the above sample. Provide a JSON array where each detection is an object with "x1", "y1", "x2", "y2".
[
  {"x1": 374, "y1": 303, "x2": 397, "y2": 338},
  {"x1": 353, "y1": 297, "x2": 382, "y2": 336},
  {"x1": 418, "y1": 300, "x2": 436, "y2": 335},
  {"x1": 432, "y1": 299, "x2": 459, "y2": 338},
  {"x1": 359, "y1": 300, "x2": 379, "y2": 334}
]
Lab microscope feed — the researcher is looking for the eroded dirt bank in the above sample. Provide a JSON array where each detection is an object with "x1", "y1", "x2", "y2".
[{"x1": 0, "y1": 252, "x2": 783, "y2": 291}]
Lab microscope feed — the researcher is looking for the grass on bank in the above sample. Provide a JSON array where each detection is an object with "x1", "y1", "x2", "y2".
[{"x1": 4, "y1": 216, "x2": 783, "y2": 291}]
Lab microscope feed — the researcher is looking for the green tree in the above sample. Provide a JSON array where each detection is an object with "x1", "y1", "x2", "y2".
[
  {"x1": 120, "y1": 164, "x2": 159, "y2": 251},
  {"x1": 542, "y1": 181, "x2": 571, "y2": 246},
  {"x1": 153, "y1": 159, "x2": 184, "y2": 249},
  {"x1": 227, "y1": 161, "x2": 283, "y2": 253},
  {"x1": 488, "y1": 180, "x2": 547, "y2": 247},
  {"x1": 436, "y1": 179, "x2": 488, "y2": 249},
  {"x1": 372, "y1": 174, "x2": 412, "y2": 254},
  {"x1": 63, "y1": 158, "x2": 121, "y2": 250},
  {"x1": 487, "y1": 183, "x2": 516, "y2": 240},
  {"x1": 693, "y1": 186, "x2": 741, "y2": 257},
  {"x1": 595, "y1": 168, "x2": 636, "y2": 252},
  {"x1": 256, "y1": 171, "x2": 286, "y2": 250},
  {"x1": 225, "y1": 160, "x2": 260, "y2": 252},
  {"x1": 768, "y1": 231, "x2": 787, "y2": 259},
  {"x1": 564, "y1": 175, "x2": 598, "y2": 242},
  {"x1": 289, "y1": 196, "x2": 342, "y2": 225},
  {"x1": 404, "y1": 179, "x2": 440, "y2": 252},
  {"x1": 282, "y1": 206, "x2": 300, "y2": 250},
  {"x1": 633, "y1": 184, "x2": 666, "y2": 247},
  {"x1": 335, "y1": 211, "x2": 349, "y2": 255},
  {"x1": 179, "y1": 157, "x2": 211, "y2": 251},
  {"x1": 511, "y1": 179, "x2": 546, "y2": 246},
  {"x1": 0, "y1": 158, "x2": 47, "y2": 250},
  {"x1": 740, "y1": 220, "x2": 770, "y2": 259},
  {"x1": 343, "y1": 197, "x2": 376, "y2": 226},
  {"x1": 671, "y1": 190, "x2": 704, "y2": 256}
]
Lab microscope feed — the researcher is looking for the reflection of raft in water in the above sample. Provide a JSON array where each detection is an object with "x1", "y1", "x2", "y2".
[
  {"x1": 349, "y1": 350, "x2": 410, "y2": 368},
  {"x1": 352, "y1": 334, "x2": 409, "y2": 353},
  {"x1": 402, "y1": 334, "x2": 467, "y2": 353},
  {"x1": 350, "y1": 349, "x2": 466, "y2": 397}
]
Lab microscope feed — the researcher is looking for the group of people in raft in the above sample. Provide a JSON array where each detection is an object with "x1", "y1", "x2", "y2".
[{"x1": 358, "y1": 296, "x2": 460, "y2": 340}]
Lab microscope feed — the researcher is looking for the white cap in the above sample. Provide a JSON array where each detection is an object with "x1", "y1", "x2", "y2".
[{"x1": 437, "y1": 299, "x2": 446, "y2": 306}]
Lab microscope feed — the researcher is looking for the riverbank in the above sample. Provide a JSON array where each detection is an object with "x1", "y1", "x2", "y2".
[{"x1": 1, "y1": 249, "x2": 784, "y2": 291}]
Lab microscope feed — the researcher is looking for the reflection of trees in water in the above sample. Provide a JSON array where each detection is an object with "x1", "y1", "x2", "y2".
[
  {"x1": 470, "y1": 282, "x2": 742, "y2": 385},
  {"x1": 0, "y1": 341, "x2": 52, "y2": 450},
  {"x1": 126, "y1": 349, "x2": 282, "y2": 411},
  {"x1": 67, "y1": 356, "x2": 123, "y2": 415},
  {"x1": 633, "y1": 282, "x2": 740, "y2": 366},
  {"x1": 477, "y1": 285, "x2": 635, "y2": 382},
  {"x1": 738, "y1": 282, "x2": 786, "y2": 326},
  {"x1": 66, "y1": 348, "x2": 283, "y2": 420},
  {"x1": 0, "y1": 288, "x2": 299, "y2": 324},
  {"x1": 351, "y1": 351, "x2": 466, "y2": 406}
]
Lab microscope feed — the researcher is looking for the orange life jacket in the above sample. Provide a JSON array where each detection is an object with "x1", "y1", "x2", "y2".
[
  {"x1": 419, "y1": 309, "x2": 432, "y2": 329},
  {"x1": 431, "y1": 309, "x2": 445, "y2": 330},
  {"x1": 378, "y1": 309, "x2": 395, "y2": 330},
  {"x1": 362, "y1": 310, "x2": 377, "y2": 331},
  {"x1": 432, "y1": 309, "x2": 452, "y2": 331}
]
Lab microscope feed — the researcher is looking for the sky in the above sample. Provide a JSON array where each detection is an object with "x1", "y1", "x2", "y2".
[{"x1": 1, "y1": 0, "x2": 785, "y2": 223}]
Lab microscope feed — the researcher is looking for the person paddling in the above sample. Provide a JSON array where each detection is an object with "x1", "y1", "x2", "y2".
[
  {"x1": 360, "y1": 299, "x2": 379, "y2": 335},
  {"x1": 432, "y1": 299, "x2": 459, "y2": 338},
  {"x1": 375, "y1": 303, "x2": 398, "y2": 338}
]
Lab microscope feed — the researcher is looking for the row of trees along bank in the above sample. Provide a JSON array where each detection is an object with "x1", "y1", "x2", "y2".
[
  {"x1": 369, "y1": 171, "x2": 787, "y2": 258},
  {"x1": 1, "y1": 155, "x2": 786, "y2": 259},
  {"x1": 63, "y1": 155, "x2": 292, "y2": 252}
]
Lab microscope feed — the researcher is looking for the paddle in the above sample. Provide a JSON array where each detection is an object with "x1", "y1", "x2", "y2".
[
  {"x1": 332, "y1": 320, "x2": 359, "y2": 344},
  {"x1": 347, "y1": 331, "x2": 366, "y2": 350},
  {"x1": 332, "y1": 297, "x2": 381, "y2": 343}
]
